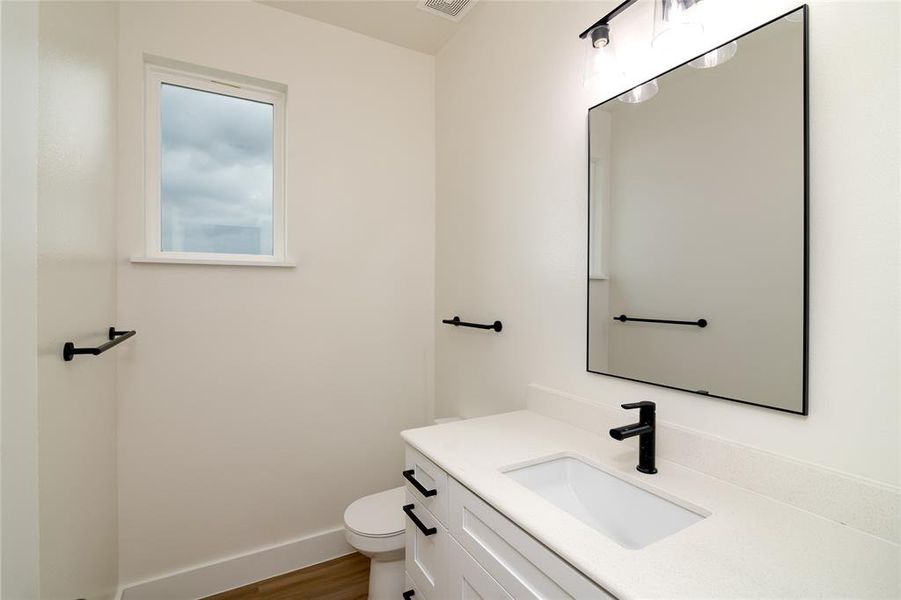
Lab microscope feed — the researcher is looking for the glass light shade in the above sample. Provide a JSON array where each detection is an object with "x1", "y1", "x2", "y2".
[
  {"x1": 618, "y1": 79, "x2": 659, "y2": 104},
  {"x1": 689, "y1": 40, "x2": 737, "y2": 69},
  {"x1": 652, "y1": 0, "x2": 704, "y2": 51},
  {"x1": 583, "y1": 42, "x2": 622, "y2": 90}
]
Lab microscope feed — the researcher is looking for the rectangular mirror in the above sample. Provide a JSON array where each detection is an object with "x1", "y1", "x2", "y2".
[{"x1": 587, "y1": 7, "x2": 808, "y2": 414}]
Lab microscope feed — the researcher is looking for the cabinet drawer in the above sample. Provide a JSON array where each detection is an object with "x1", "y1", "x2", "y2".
[
  {"x1": 448, "y1": 478, "x2": 614, "y2": 599},
  {"x1": 405, "y1": 446, "x2": 448, "y2": 525},
  {"x1": 404, "y1": 573, "x2": 425, "y2": 600},
  {"x1": 405, "y1": 490, "x2": 446, "y2": 599},
  {"x1": 447, "y1": 537, "x2": 513, "y2": 600}
]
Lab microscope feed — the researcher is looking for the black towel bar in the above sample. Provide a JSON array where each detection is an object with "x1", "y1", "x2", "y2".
[
  {"x1": 63, "y1": 327, "x2": 136, "y2": 361},
  {"x1": 441, "y1": 316, "x2": 502, "y2": 332},
  {"x1": 613, "y1": 314, "x2": 707, "y2": 328}
]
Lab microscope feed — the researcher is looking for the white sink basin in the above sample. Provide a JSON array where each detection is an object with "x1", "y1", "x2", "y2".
[{"x1": 505, "y1": 456, "x2": 705, "y2": 549}]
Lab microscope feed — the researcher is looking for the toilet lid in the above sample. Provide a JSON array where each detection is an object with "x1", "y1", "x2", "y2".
[{"x1": 344, "y1": 486, "x2": 406, "y2": 538}]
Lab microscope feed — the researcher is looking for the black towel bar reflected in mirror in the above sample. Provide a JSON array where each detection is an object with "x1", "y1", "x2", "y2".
[
  {"x1": 613, "y1": 314, "x2": 707, "y2": 328},
  {"x1": 63, "y1": 327, "x2": 136, "y2": 361},
  {"x1": 441, "y1": 316, "x2": 502, "y2": 332}
]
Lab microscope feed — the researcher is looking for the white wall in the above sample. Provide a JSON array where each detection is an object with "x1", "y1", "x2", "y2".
[
  {"x1": 36, "y1": 2, "x2": 120, "y2": 598},
  {"x1": 1, "y1": 2, "x2": 41, "y2": 597},
  {"x1": 116, "y1": 1, "x2": 435, "y2": 583},
  {"x1": 435, "y1": 0, "x2": 899, "y2": 485}
]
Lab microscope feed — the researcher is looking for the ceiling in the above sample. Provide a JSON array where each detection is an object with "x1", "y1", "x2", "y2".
[{"x1": 257, "y1": 1, "x2": 477, "y2": 55}]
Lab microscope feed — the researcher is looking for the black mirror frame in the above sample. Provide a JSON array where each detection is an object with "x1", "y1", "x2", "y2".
[{"x1": 585, "y1": 5, "x2": 810, "y2": 416}]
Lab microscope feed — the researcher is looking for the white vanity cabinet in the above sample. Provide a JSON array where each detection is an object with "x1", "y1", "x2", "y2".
[
  {"x1": 404, "y1": 486, "x2": 444, "y2": 598},
  {"x1": 446, "y1": 536, "x2": 514, "y2": 600},
  {"x1": 403, "y1": 445, "x2": 614, "y2": 599}
]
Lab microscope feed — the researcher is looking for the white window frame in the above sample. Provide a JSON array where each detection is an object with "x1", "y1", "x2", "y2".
[{"x1": 138, "y1": 63, "x2": 289, "y2": 267}]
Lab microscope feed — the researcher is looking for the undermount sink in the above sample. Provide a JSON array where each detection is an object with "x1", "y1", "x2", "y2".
[{"x1": 505, "y1": 456, "x2": 705, "y2": 549}]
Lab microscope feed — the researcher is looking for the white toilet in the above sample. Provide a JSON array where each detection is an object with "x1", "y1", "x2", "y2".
[
  {"x1": 343, "y1": 485, "x2": 406, "y2": 599},
  {"x1": 344, "y1": 418, "x2": 458, "y2": 598}
]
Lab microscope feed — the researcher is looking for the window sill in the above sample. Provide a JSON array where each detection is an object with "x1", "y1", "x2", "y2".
[{"x1": 130, "y1": 256, "x2": 296, "y2": 268}]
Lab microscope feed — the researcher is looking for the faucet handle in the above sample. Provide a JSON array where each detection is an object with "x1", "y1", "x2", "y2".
[{"x1": 621, "y1": 401, "x2": 655, "y2": 410}]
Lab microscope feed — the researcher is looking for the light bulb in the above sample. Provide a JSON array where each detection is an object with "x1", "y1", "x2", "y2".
[
  {"x1": 590, "y1": 24, "x2": 610, "y2": 48},
  {"x1": 689, "y1": 40, "x2": 737, "y2": 69},
  {"x1": 618, "y1": 79, "x2": 659, "y2": 104}
]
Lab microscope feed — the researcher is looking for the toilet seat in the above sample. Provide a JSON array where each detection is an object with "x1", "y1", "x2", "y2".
[{"x1": 344, "y1": 486, "x2": 405, "y2": 538}]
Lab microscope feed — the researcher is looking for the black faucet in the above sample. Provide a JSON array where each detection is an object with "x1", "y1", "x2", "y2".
[{"x1": 609, "y1": 401, "x2": 657, "y2": 474}]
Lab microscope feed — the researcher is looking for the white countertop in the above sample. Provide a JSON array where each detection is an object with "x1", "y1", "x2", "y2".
[{"x1": 401, "y1": 411, "x2": 900, "y2": 599}]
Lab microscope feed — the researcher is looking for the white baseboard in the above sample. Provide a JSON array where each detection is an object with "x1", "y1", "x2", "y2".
[{"x1": 119, "y1": 527, "x2": 353, "y2": 600}]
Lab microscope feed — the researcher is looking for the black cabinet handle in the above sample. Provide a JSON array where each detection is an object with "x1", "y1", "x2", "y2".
[
  {"x1": 403, "y1": 503, "x2": 437, "y2": 536},
  {"x1": 402, "y1": 591, "x2": 415, "y2": 600},
  {"x1": 403, "y1": 469, "x2": 437, "y2": 497}
]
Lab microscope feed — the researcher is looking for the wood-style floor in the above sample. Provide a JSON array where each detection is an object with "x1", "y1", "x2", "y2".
[{"x1": 203, "y1": 553, "x2": 370, "y2": 600}]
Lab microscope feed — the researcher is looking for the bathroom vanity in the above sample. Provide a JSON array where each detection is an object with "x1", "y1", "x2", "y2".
[
  {"x1": 400, "y1": 409, "x2": 899, "y2": 599},
  {"x1": 402, "y1": 445, "x2": 613, "y2": 599}
]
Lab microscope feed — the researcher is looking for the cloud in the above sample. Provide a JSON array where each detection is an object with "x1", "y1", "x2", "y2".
[{"x1": 159, "y1": 83, "x2": 274, "y2": 255}]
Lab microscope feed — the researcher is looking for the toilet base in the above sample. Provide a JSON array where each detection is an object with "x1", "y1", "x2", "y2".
[{"x1": 367, "y1": 554, "x2": 405, "y2": 600}]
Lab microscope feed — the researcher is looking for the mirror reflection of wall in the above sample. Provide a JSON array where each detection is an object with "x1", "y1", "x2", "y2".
[{"x1": 587, "y1": 9, "x2": 806, "y2": 413}]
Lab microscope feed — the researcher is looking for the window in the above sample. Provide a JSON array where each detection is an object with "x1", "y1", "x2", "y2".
[{"x1": 142, "y1": 63, "x2": 287, "y2": 265}]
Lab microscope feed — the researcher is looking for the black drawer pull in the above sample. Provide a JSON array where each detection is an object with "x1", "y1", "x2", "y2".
[
  {"x1": 402, "y1": 591, "x2": 415, "y2": 600},
  {"x1": 403, "y1": 469, "x2": 437, "y2": 497},
  {"x1": 403, "y1": 503, "x2": 437, "y2": 536}
]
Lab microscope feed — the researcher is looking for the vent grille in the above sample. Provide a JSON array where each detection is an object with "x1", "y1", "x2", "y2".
[{"x1": 417, "y1": 0, "x2": 478, "y2": 22}]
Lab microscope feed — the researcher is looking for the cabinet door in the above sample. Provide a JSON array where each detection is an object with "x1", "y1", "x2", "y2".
[
  {"x1": 447, "y1": 537, "x2": 513, "y2": 600},
  {"x1": 448, "y1": 478, "x2": 614, "y2": 599},
  {"x1": 405, "y1": 490, "x2": 446, "y2": 598}
]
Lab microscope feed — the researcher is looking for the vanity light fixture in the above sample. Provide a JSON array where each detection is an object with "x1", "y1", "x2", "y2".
[
  {"x1": 580, "y1": 0, "x2": 706, "y2": 53},
  {"x1": 579, "y1": 1, "x2": 637, "y2": 89},
  {"x1": 580, "y1": 0, "x2": 705, "y2": 97},
  {"x1": 689, "y1": 40, "x2": 738, "y2": 69},
  {"x1": 618, "y1": 79, "x2": 659, "y2": 104}
]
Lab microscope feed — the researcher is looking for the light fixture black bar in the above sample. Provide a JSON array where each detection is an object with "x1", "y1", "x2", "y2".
[
  {"x1": 578, "y1": 0, "x2": 639, "y2": 39},
  {"x1": 441, "y1": 316, "x2": 502, "y2": 332},
  {"x1": 613, "y1": 314, "x2": 707, "y2": 328},
  {"x1": 63, "y1": 327, "x2": 137, "y2": 361}
]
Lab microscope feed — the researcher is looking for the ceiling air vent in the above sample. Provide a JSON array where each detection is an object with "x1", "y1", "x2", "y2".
[{"x1": 417, "y1": 0, "x2": 478, "y2": 22}]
